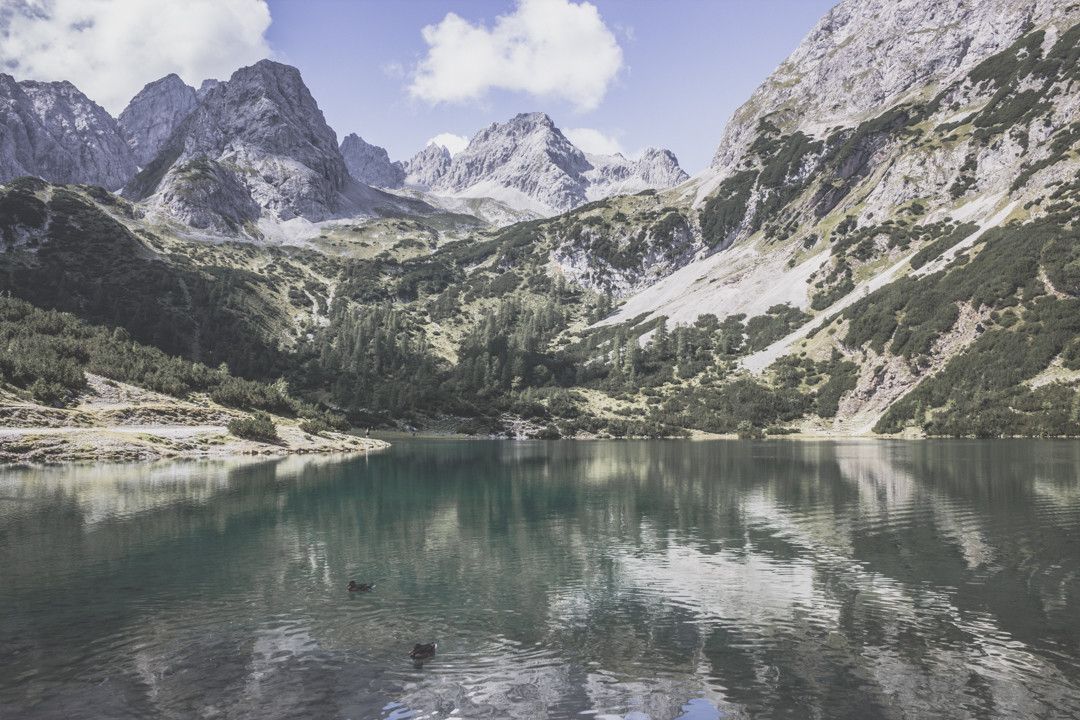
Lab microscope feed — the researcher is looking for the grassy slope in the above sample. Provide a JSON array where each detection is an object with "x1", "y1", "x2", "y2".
[{"x1": 0, "y1": 296, "x2": 385, "y2": 463}]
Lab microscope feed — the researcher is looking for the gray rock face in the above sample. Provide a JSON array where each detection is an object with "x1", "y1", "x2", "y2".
[
  {"x1": 633, "y1": 148, "x2": 690, "y2": 187},
  {"x1": 433, "y1": 112, "x2": 591, "y2": 213},
  {"x1": 403, "y1": 143, "x2": 451, "y2": 188},
  {"x1": 710, "y1": 0, "x2": 1072, "y2": 173},
  {"x1": 128, "y1": 59, "x2": 389, "y2": 232},
  {"x1": 0, "y1": 74, "x2": 136, "y2": 189},
  {"x1": 583, "y1": 148, "x2": 689, "y2": 201},
  {"x1": 682, "y1": 0, "x2": 1080, "y2": 258},
  {"x1": 602, "y1": 0, "x2": 1080, "y2": 331},
  {"x1": 340, "y1": 133, "x2": 404, "y2": 188},
  {"x1": 195, "y1": 79, "x2": 220, "y2": 101},
  {"x1": 118, "y1": 73, "x2": 198, "y2": 167},
  {"x1": 151, "y1": 158, "x2": 263, "y2": 232},
  {"x1": 425, "y1": 112, "x2": 688, "y2": 214}
]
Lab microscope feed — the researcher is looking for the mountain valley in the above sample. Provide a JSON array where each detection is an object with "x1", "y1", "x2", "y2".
[{"x1": 3, "y1": 0, "x2": 1080, "y2": 448}]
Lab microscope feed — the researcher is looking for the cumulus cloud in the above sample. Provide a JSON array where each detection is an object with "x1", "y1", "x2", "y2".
[
  {"x1": 564, "y1": 127, "x2": 623, "y2": 156},
  {"x1": 0, "y1": 0, "x2": 273, "y2": 114},
  {"x1": 408, "y1": 0, "x2": 623, "y2": 112},
  {"x1": 427, "y1": 132, "x2": 470, "y2": 156}
]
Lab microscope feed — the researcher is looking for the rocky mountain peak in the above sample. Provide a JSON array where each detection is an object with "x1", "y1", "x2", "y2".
[
  {"x1": 468, "y1": 112, "x2": 577, "y2": 162},
  {"x1": 432, "y1": 111, "x2": 590, "y2": 213},
  {"x1": 403, "y1": 143, "x2": 452, "y2": 188},
  {"x1": 118, "y1": 73, "x2": 198, "y2": 167},
  {"x1": 710, "y1": 0, "x2": 1075, "y2": 173},
  {"x1": 634, "y1": 148, "x2": 689, "y2": 186},
  {"x1": 196, "y1": 79, "x2": 220, "y2": 101},
  {"x1": 581, "y1": 147, "x2": 689, "y2": 202},
  {"x1": 423, "y1": 111, "x2": 688, "y2": 213},
  {"x1": 508, "y1": 111, "x2": 557, "y2": 130},
  {"x1": 126, "y1": 58, "x2": 399, "y2": 233},
  {"x1": 207, "y1": 58, "x2": 352, "y2": 192},
  {"x1": 340, "y1": 133, "x2": 405, "y2": 188},
  {"x1": 0, "y1": 74, "x2": 135, "y2": 188}
]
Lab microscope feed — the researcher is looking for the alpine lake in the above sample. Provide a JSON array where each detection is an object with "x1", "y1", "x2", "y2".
[{"x1": 1, "y1": 439, "x2": 1079, "y2": 719}]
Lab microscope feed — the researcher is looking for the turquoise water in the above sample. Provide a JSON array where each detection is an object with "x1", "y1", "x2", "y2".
[{"x1": 1, "y1": 439, "x2": 1079, "y2": 719}]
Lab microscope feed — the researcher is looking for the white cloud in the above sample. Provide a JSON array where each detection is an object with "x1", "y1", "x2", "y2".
[
  {"x1": 564, "y1": 127, "x2": 623, "y2": 156},
  {"x1": 0, "y1": 0, "x2": 273, "y2": 114},
  {"x1": 381, "y1": 61, "x2": 406, "y2": 79},
  {"x1": 408, "y1": 0, "x2": 623, "y2": 112},
  {"x1": 427, "y1": 132, "x2": 470, "y2": 156},
  {"x1": 614, "y1": 23, "x2": 636, "y2": 43}
]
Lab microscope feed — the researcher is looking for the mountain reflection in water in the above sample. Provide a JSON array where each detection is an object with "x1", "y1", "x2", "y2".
[{"x1": 1, "y1": 440, "x2": 1078, "y2": 719}]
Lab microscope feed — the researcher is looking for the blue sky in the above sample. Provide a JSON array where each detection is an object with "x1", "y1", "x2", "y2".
[{"x1": 264, "y1": 0, "x2": 836, "y2": 172}]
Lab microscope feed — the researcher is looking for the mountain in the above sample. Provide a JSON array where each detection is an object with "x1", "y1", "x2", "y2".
[
  {"x1": 583, "y1": 148, "x2": 689, "y2": 201},
  {"x1": 432, "y1": 112, "x2": 591, "y2": 214},
  {"x1": 576, "y1": 0, "x2": 1080, "y2": 436},
  {"x1": 709, "y1": 0, "x2": 1066, "y2": 176},
  {"x1": 612, "y1": 0, "x2": 1080, "y2": 319},
  {"x1": 124, "y1": 59, "x2": 419, "y2": 234},
  {"x1": 403, "y1": 143, "x2": 452, "y2": 188},
  {"x1": 118, "y1": 73, "x2": 199, "y2": 167},
  {"x1": 0, "y1": 74, "x2": 136, "y2": 189},
  {"x1": 195, "y1": 79, "x2": 220, "y2": 101},
  {"x1": 428, "y1": 112, "x2": 689, "y2": 215},
  {"x1": 5, "y1": 1, "x2": 1080, "y2": 442},
  {"x1": 340, "y1": 133, "x2": 405, "y2": 188}
]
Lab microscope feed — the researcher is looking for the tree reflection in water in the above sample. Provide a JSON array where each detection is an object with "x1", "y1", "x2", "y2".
[{"x1": 1, "y1": 439, "x2": 1078, "y2": 719}]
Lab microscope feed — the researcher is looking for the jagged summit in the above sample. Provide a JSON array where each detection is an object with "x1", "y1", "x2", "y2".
[
  {"x1": 432, "y1": 112, "x2": 590, "y2": 213},
  {"x1": 583, "y1": 147, "x2": 689, "y2": 201},
  {"x1": 0, "y1": 74, "x2": 135, "y2": 188},
  {"x1": 1, "y1": 60, "x2": 686, "y2": 224},
  {"x1": 403, "y1": 143, "x2": 452, "y2": 188},
  {"x1": 125, "y1": 59, "x2": 413, "y2": 233},
  {"x1": 340, "y1": 133, "x2": 405, "y2": 188},
  {"x1": 425, "y1": 112, "x2": 688, "y2": 214},
  {"x1": 118, "y1": 73, "x2": 198, "y2": 167},
  {"x1": 196, "y1": 79, "x2": 220, "y2": 101},
  {"x1": 710, "y1": 0, "x2": 1072, "y2": 173},
  {"x1": 634, "y1": 148, "x2": 690, "y2": 186}
]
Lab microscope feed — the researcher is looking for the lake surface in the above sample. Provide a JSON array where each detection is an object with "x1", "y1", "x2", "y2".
[{"x1": 1, "y1": 440, "x2": 1079, "y2": 719}]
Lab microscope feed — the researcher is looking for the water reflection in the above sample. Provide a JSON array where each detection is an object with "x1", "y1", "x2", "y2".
[{"x1": 0, "y1": 440, "x2": 1078, "y2": 719}]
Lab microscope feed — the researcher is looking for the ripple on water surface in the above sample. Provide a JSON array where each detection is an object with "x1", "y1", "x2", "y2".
[{"x1": 1, "y1": 441, "x2": 1080, "y2": 719}]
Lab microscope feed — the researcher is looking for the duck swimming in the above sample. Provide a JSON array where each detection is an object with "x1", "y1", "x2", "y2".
[
  {"x1": 409, "y1": 642, "x2": 437, "y2": 661},
  {"x1": 347, "y1": 581, "x2": 374, "y2": 592}
]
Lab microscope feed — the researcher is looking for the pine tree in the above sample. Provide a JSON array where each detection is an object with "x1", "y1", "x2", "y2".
[{"x1": 653, "y1": 318, "x2": 671, "y2": 360}]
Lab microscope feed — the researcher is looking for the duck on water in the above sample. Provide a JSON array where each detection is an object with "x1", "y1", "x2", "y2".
[
  {"x1": 347, "y1": 580, "x2": 374, "y2": 592},
  {"x1": 345, "y1": 579, "x2": 436, "y2": 664},
  {"x1": 410, "y1": 642, "x2": 438, "y2": 666}
]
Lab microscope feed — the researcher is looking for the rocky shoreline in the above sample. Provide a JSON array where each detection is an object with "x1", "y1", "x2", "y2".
[
  {"x1": 0, "y1": 375, "x2": 388, "y2": 466},
  {"x1": 0, "y1": 425, "x2": 389, "y2": 466}
]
